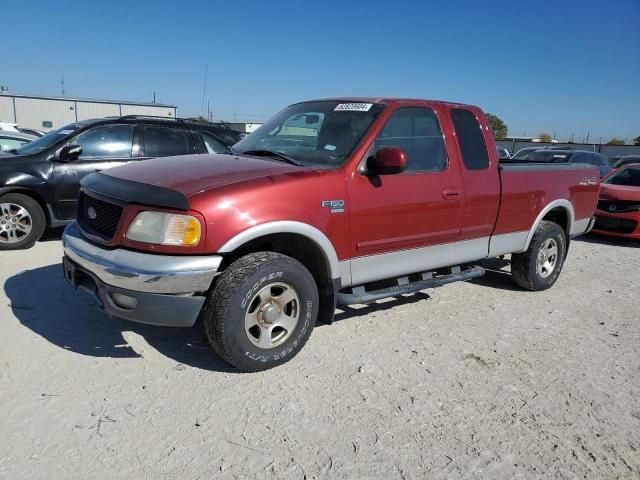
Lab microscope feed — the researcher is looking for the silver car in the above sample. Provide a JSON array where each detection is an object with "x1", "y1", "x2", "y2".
[{"x1": 0, "y1": 131, "x2": 37, "y2": 153}]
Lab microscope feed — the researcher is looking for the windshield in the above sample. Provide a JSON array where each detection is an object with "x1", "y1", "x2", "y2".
[
  {"x1": 233, "y1": 101, "x2": 384, "y2": 166},
  {"x1": 16, "y1": 124, "x2": 80, "y2": 155},
  {"x1": 604, "y1": 165, "x2": 640, "y2": 187},
  {"x1": 512, "y1": 148, "x2": 542, "y2": 160},
  {"x1": 513, "y1": 150, "x2": 570, "y2": 162},
  {"x1": 614, "y1": 156, "x2": 640, "y2": 168}
]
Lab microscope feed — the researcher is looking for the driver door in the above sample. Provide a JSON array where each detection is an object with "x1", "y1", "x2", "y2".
[{"x1": 53, "y1": 124, "x2": 138, "y2": 220}]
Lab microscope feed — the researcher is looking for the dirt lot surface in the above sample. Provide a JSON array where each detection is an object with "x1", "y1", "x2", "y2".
[{"x1": 1, "y1": 233, "x2": 639, "y2": 479}]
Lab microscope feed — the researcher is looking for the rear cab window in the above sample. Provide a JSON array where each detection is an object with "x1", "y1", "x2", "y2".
[
  {"x1": 199, "y1": 131, "x2": 230, "y2": 154},
  {"x1": 141, "y1": 126, "x2": 195, "y2": 157},
  {"x1": 450, "y1": 109, "x2": 490, "y2": 170}
]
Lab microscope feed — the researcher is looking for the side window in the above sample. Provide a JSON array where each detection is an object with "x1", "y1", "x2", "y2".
[
  {"x1": 73, "y1": 125, "x2": 134, "y2": 159},
  {"x1": 593, "y1": 154, "x2": 608, "y2": 166},
  {"x1": 0, "y1": 137, "x2": 29, "y2": 151},
  {"x1": 450, "y1": 109, "x2": 490, "y2": 171},
  {"x1": 374, "y1": 107, "x2": 447, "y2": 172},
  {"x1": 142, "y1": 126, "x2": 192, "y2": 157},
  {"x1": 200, "y1": 131, "x2": 229, "y2": 154}
]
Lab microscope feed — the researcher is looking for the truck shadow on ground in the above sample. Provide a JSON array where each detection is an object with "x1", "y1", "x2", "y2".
[
  {"x1": 4, "y1": 263, "x2": 238, "y2": 373},
  {"x1": 469, "y1": 257, "x2": 522, "y2": 291},
  {"x1": 6, "y1": 263, "x2": 432, "y2": 372},
  {"x1": 575, "y1": 233, "x2": 639, "y2": 249}
]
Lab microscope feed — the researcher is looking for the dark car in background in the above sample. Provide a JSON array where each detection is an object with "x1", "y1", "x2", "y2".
[
  {"x1": 0, "y1": 116, "x2": 243, "y2": 249},
  {"x1": 506, "y1": 149, "x2": 613, "y2": 177},
  {"x1": 496, "y1": 146, "x2": 511, "y2": 159},
  {"x1": 611, "y1": 155, "x2": 640, "y2": 170}
]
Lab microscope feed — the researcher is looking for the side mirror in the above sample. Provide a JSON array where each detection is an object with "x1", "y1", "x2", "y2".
[
  {"x1": 367, "y1": 147, "x2": 408, "y2": 175},
  {"x1": 56, "y1": 145, "x2": 82, "y2": 162}
]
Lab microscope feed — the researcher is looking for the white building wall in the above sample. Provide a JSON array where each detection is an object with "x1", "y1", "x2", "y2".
[
  {"x1": 75, "y1": 102, "x2": 120, "y2": 121},
  {"x1": 0, "y1": 96, "x2": 14, "y2": 123},
  {"x1": 229, "y1": 122, "x2": 263, "y2": 133},
  {"x1": 14, "y1": 97, "x2": 76, "y2": 131},
  {"x1": 0, "y1": 95, "x2": 177, "y2": 131}
]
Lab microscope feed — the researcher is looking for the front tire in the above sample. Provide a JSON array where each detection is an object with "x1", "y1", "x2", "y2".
[
  {"x1": 204, "y1": 252, "x2": 319, "y2": 372},
  {"x1": 0, "y1": 193, "x2": 46, "y2": 250},
  {"x1": 511, "y1": 220, "x2": 567, "y2": 291}
]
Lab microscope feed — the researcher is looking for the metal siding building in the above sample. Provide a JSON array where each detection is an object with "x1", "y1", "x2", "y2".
[{"x1": 0, "y1": 94, "x2": 177, "y2": 132}]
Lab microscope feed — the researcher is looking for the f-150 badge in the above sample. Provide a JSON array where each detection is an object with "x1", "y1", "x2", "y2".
[{"x1": 321, "y1": 200, "x2": 345, "y2": 213}]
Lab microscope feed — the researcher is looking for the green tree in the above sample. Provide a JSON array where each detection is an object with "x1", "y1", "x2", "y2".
[
  {"x1": 634, "y1": 135, "x2": 640, "y2": 146},
  {"x1": 606, "y1": 138, "x2": 625, "y2": 146},
  {"x1": 538, "y1": 133, "x2": 553, "y2": 143},
  {"x1": 485, "y1": 113, "x2": 508, "y2": 140}
]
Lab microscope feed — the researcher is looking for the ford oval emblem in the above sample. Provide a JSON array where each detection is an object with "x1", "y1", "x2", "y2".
[{"x1": 87, "y1": 207, "x2": 97, "y2": 219}]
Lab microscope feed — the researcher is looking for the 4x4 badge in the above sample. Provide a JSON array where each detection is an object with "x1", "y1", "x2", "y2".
[{"x1": 321, "y1": 200, "x2": 345, "y2": 213}]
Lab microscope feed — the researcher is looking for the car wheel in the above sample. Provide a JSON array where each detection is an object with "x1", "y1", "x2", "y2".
[
  {"x1": 511, "y1": 220, "x2": 567, "y2": 291},
  {"x1": 0, "y1": 193, "x2": 46, "y2": 250},
  {"x1": 204, "y1": 252, "x2": 318, "y2": 372}
]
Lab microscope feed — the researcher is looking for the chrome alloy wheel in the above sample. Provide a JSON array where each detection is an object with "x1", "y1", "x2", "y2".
[
  {"x1": 0, "y1": 203, "x2": 32, "y2": 244},
  {"x1": 244, "y1": 282, "x2": 301, "y2": 349},
  {"x1": 536, "y1": 238, "x2": 558, "y2": 278}
]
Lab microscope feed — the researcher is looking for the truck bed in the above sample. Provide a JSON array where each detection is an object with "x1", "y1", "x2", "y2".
[{"x1": 488, "y1": 162, "x2": 599, "y2": 257}]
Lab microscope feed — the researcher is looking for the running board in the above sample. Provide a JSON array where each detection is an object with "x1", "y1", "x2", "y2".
[{"x1": 336, "y1": 266, "x2": 485, "y2": 305}]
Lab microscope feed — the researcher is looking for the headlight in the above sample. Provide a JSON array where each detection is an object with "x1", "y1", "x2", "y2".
[{"x1": 126, "y1": 212, "x2": 201, "y2": 246}]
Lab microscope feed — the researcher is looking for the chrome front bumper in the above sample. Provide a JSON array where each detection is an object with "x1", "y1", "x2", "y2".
[
  {"x1": 62, "y1": 222, "x2": 221, "y2": 327},
  {"x1": 63, "y1": 222, "x2": 221, "y2": 294}
]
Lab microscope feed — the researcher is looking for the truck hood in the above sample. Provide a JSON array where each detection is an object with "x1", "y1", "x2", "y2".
[
  {"x1": 599, "y1": 183, "x2": 640, "y2": 201},
  {"x1": 102, "y1": 154, "x2": 304, "y2": 198}
]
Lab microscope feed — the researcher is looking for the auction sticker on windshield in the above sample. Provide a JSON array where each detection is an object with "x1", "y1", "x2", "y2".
[{"x1": 334, "y1": 103, "x2": 373, "y2": 112}]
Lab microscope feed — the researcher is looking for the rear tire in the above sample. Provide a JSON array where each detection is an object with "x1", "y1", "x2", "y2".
[
  {"x1": 204, "y1": 252, "x2": 318, "y2": 372},
  {"x1": 511, "y1": 221, "x2": 567, "y2": 291},
  {"x1": 0, "y1": 193, "x2": 46, "y2": 250}
]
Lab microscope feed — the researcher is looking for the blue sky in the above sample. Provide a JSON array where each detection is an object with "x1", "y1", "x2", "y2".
[{"x1": 3, "y1": 0, "x2": 639, "y2": 141}]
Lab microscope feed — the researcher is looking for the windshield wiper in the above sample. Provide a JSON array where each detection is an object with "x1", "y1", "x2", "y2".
[{"x1": 240, "y1": 149, "x2": 302, "y2": 166}]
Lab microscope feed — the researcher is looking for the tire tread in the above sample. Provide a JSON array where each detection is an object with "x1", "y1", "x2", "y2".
[{"x1": 204, "y1": 252, "x2": 316, "y2": 371}]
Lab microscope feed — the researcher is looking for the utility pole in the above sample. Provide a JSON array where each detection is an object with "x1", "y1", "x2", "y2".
[
  {"x1": 61, "y1": 73, "x2": 65, "y2": 96},
  {"x1": 585, "y1": 130, "x2": 590, "y2": 144},
  {"x1": 201, "y1": 65, "x2": 208, "y2": 118},
  {"x1": 153, "y1": 91, "x2": 156, "y2": 103}
]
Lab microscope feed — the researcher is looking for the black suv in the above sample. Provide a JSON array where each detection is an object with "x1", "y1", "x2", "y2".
[{"x1": 0, "y1": 116, "x2": 243, "y2": 250}]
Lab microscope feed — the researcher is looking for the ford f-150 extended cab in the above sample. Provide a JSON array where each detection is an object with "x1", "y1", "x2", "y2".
[{"x1": 62, "y1": 98, "x2": 600, "y2": 371}]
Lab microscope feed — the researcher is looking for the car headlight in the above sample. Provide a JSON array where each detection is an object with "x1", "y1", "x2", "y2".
[{"x1": 126, "y1": 212, "x2": 201, "y2": 246}]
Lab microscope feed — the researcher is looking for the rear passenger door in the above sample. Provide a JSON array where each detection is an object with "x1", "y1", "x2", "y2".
[
  {"x1": 447, "y1": 107, "x2": 500, "y2": 242},
  {"x1": 139, "y1": 125, "x2": 198, "y2": 159}
]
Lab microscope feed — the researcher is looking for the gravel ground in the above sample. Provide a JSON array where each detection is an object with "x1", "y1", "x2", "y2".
[{"x1": 0, "y1": 233, "x2": 639, "y2": 479}]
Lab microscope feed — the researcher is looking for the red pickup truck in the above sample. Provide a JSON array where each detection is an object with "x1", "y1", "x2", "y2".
[{"x1": 62, "y1": 98, "x2": 599, "y2": 371}]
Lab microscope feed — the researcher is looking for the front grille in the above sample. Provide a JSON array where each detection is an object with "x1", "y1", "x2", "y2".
[
  {"x1": 78, "y1": 192, "x2": 123, "y2": 240},
  {"x1": 597, "y1": 200, "x2": 640, "y2": 213},
  {"x1": 594, "y1": 215, "x2": 638, "y2": 234}
]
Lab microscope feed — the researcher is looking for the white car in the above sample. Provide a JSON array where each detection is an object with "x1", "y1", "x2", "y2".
[
  {"x1": 0, "y1": 121, "x2": 21, "y2": 133},
  {"x1": 0, "y1": 130, "x2": 37, "y2": 152}
]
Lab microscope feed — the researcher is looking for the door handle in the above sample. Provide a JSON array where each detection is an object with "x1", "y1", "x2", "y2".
[
  {"x1": 442, "y1": 188, "x2": 460, "y2": 199},
  {"x1": 94, "y1": 168, "x2": 102, "y2": 172}
]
